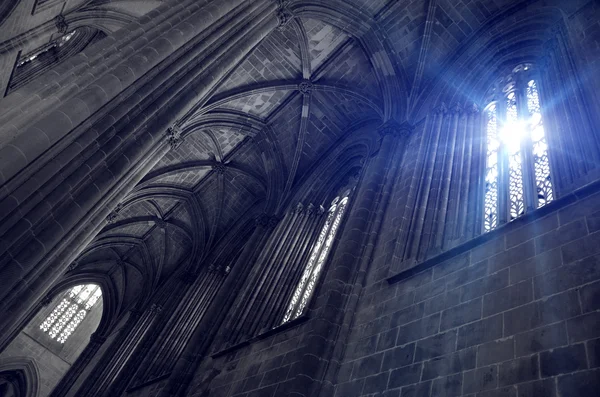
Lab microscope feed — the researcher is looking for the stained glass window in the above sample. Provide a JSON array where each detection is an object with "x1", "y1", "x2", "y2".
[
  {"x1": 282, "y1": 196, "x2": 349, "y2": 324},
  {"x1": 484, "y1": 105, "x2": 499, "y2": 232},
  {"x1": 483, "y1": 65, "x2": 553, "y2": 232},
  {"x1": 40, "y1": 284, "x2": 102, "y2": 343},
  {"x1": 527, "y1": 80, "x2": 553, "y2": 207}
]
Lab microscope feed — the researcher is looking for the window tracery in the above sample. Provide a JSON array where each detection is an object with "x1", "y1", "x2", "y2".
[
  {"x1": 281, "y1": 195, "x2": 350, "y2": 324},
  {"x1": 40, "y1": 284, "x2": 102, "y2": 343},
  {"x1": 483, "y1": 64, "x2": 553, "y2": 232}
]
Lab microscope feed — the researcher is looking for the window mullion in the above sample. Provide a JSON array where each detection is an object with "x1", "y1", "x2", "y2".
[
  {"x1": 516, "y1": 82, "x2": 538, "y2": 212},
  {"x1": 497, "y1": 99, "x2": 510, "y2": 225}
]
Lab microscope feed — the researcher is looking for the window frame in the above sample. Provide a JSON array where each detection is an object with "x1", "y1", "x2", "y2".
[
  {"x1": 281, "y1": 192, "x2": 351, "y2": 324},
  {"x1": 483, "y1": 64, "x2": 554, "y2": 232}
]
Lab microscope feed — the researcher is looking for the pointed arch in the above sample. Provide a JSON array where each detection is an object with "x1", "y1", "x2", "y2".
[{"x1": 0, "y1": 357, "x2": 40, "y2": 397}]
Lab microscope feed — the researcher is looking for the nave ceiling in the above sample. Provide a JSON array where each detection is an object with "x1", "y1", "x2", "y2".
[{"x1": 61, "y1": 0, "x2": 593, "y2": 314}]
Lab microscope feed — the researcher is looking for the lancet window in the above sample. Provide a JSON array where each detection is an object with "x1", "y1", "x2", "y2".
[
  {"x1": 40, "y1": 284, "x2": 102, "y2": 343},
  {"x1": 282, "y1": 194, "x2": 350, "y2": 324},
  {"x1": 483, "y1": 64, "x2": 553, "y2": 232}
]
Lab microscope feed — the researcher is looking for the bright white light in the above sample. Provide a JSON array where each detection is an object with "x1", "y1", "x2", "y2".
[{"x1": 500, "y1": 120, "x2": 526, "y2": 154}]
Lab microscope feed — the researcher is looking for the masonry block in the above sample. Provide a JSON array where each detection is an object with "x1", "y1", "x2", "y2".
[
  {"x1": 557, "y1": 369, "x2": 600, "y2": 397},
  {"x1": 540, "y1": 344, "x2": 587, "y2": 377},
  {"x1": 415, "y1": 330, "x2": 457, "y2": 362},
  {"x1": 498, "y1": 355, "x2": 539, "y2": 387},
  {"x1": 463, "y1": 365, "x2": 498, "y2": 394},
  {"x1": 515, "y1": 322, "x2": 568, "y2": 357},
  {"x1": 387, "y1": 363, "x2": 422, "y2": 389},
  {"x1": 421, "y1": 347, "x2": 476, "y2": 381}
]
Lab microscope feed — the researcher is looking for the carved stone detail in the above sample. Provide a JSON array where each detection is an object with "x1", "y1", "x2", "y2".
[
  {"x1": 54, "y1": 15, "x2": 68, "y2": 34},
  {"x1": 166, "y1": 124, "x2": 183, "y2": 150},
  {"x1": 66, "y1": 262, "x2": 78, "y2": 272},
  {"x1": 149, "y1": 304, "x2": 163, "y2": 315},
  {"x1": 212, "y1": 162, "x2": 227, "y2": 174},
  {"x1": 377, "y1": 120, "x2": 414, "y2": 140},
  {"x1": 155, "y1": 218, "x2": 167, "y2": 230},
  {"x1": 467, "y1": 103, "x2": 480, "y2": 114},
  {"x1": 106, "y1": 202, "x2": 123, "y2": 224},
  {"x1": 433, "y1": 102, "x2": 448, "y2": 115},
  {"x1": 298, "y1": 80, "x2": 313, "y2": 96},
  {"x1": 275, "y1": 1, "x2": 293, "y2": 29}
]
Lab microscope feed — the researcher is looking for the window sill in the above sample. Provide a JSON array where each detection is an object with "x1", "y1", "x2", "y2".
[
  {"x1": 387, "y1": 176, "x2": 600, "y2": 285},
  {"x1": 211, "y1": 315, "x2": 309, "y2": 359}
]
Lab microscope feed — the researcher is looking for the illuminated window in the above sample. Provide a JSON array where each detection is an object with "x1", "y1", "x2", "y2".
[
  {"x1": 40, "y1": 284, "x2": 102, "y2": 343},
  {"x1": 282, "y1": 195, "x2": 350, "y2": 324},
  {"x1": 483, "y1": 64, "x2": 553, "y2": 232}
]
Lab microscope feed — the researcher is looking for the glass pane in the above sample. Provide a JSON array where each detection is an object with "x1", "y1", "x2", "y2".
[
  {"x1": 506, "y1": 92, "x2": 525, "y2": 220},
  {"x1": 294, "y1": 197, "x2": 349, "y2": 319},
  {"x1": 281, "y1": 208, "x2": 336, "y2": 324},
  {"x1": 484, "y1": 104, "x2": 499, "y2": 232},
  {"x1": 40, "y1": 284, "x2": 102, "y2": 343},
  {"x1": 527, "y1": 80, "x2": 553, "y2": 207}
]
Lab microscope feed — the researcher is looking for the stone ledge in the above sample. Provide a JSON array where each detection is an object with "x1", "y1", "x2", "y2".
[
  {"x1": 126, "y1": 372, "x2": 171, "y2": 392},
  {"x1": 211, "y1": 315, "x2": 309, "y2": 359},
  {"x1": 387, "y1": 177, "x2": 600, "y2": 286}
]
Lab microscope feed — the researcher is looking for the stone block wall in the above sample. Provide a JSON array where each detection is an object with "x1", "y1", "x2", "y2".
[
  {"x1": 186, "y1": 322, "x2": 309, "y2": 397},
  {"x1": 335, "y1": 187, "x2": 600, "y2": 396}
]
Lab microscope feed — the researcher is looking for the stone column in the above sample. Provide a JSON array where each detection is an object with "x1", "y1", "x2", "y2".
[
  {"x1": 288, "y1": 121, "x2": 412, "y2": 395},
  {"x1": 84, "y1": 304, "x2": 162, "y2": 397},
  {"x1": 49, "y1": 332, "x2": 108, "y2": 397},
  {"x1": 158, "y1": 214, "x2": 279, "y2": 397},
  {"x1": 0, "y1": 0, "x2": 279, "y2": 347}
]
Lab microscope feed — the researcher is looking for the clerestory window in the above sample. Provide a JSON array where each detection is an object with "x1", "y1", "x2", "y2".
[
  {"x1": 40, "y1": 284, "x2": 102, "y2": 343},
  {"x1": 282, "y1": 194, "x2": 350, "y2": 324},
  {"x1": 483, "y1": 64, "x2": 553, "y2": 232}
]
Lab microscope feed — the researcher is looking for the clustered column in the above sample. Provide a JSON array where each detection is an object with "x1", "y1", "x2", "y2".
[
  {"x1": 0, "y1": 0, "x2": 279, "y2": 348},
  {"x1": 216, "y1": 203, "x2": 324, "y2": 348}
]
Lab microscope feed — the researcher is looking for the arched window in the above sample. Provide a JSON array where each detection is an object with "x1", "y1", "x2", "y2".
[
  {"x1": 483, "y1": 64, "x2": 553, "y2": 232},
  {"x1": 5, "y1": 27, "x2": 106, "y2": 96},
  {"x1": 40, "y1": 284, "x2": 102, "y2": 344},
  {"x1": 282, "y1": 194, "x2": 350, "y2": 324}
]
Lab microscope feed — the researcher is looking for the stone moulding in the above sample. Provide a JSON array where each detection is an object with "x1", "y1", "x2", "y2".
[
  {"x1": 387, "y1": 176, "x2": 600, "y2": 285},
  {"x1": 211, "y1": 314, "x2": 308, "y2": 359}
]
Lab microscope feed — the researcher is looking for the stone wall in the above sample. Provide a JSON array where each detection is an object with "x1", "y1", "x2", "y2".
[
  {"x1": 0, "y1": 293, "x2": 103, "y2": 396},
  {"x1": 335, "y1": 183, "x2": 600, "y2": 397}
]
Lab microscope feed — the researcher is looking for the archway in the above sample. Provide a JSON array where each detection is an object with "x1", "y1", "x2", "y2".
[{"x1": 0, "y1": 285, "x2": 103, "y2": 397}]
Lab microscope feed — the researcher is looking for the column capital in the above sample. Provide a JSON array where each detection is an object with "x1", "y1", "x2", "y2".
[
  {"x1": 433, "y1": 102, "x2": 448, "y2": 115},
  {"x1": 66, "y1": 261, "x2": 78, "y2": 273},
  {"x1": 275, "y1": 0, "x2": 293, "y2": 29},
  {"x1": 467, "y1": 103, "x2": 480, "y2": 114},
  {"x1": 294, "y1": 202, "x2": 304, "y2": 214},
  {"x1": 149, "y1": 303, "x2": 163, "y2": 315},
  {"x1": 377, "y1": 120, "x2": 413, "y2": 140},
  {"x1": 255, "y1": 213, "x2": 280, "y2": 229},
  {"x1": 54, "y1": 15, "x2": 68, "y2": 34},
  {"x1": 106, "y1": 202, "x2": 123, "y2": 224},
  {"x1": 166, "y1": 123, "x2": 184, "y2": 150}
]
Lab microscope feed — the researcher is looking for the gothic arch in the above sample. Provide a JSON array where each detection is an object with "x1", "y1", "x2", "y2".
[
  {"x1": 413, "y1": 5, "x2": 566, "y2": 118},
  {"x1": 45, "y1": 275, "x2": 117, "y2": 338},
  {"x1": 289, "y1": 0, "x2": 407, "y2": 120},
  {"x1": 0, "y1": 357, "x2": 40, "y2": 397}
]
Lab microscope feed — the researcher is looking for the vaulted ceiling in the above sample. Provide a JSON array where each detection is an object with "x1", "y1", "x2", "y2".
[{"x1": 67, "y1": 0, "x2": 590, "y2": 311}]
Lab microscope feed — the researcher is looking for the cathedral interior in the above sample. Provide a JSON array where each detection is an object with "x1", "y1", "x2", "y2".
[{"x1": 0, "y1": 0, "x2": 599, "y2": 396}]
